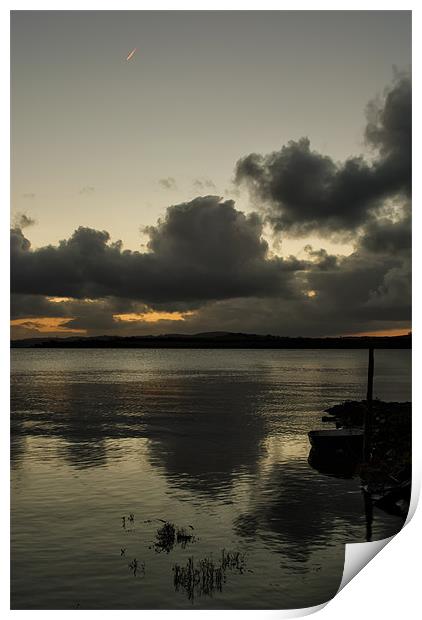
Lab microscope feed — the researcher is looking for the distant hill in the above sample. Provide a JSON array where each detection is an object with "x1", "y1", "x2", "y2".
[{"x1": 10, "y1": 332, "x2": 412, "y2": 349}]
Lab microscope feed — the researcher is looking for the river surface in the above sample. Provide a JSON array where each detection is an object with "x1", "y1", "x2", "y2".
[{"x1": 10, "y1": 348, "x2": 411, "y2": 609}]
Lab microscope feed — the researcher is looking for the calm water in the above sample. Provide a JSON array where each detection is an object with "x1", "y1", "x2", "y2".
[{"x1": 11, "y1": 348, "x2": 411, "y2": 610}]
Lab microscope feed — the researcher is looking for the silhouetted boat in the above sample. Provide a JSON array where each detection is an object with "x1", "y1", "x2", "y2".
[
  {"x1": 307, "y1": 446, "x2": 361, "y2": 478},
  {"x1": 308, "y1": 428, "x2": 364, "y2": 455}
]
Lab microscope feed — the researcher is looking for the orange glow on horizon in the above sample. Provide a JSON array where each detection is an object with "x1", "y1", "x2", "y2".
[
  {"x1": 113, "y1": 311, "x2": 195, "y2": 323},
  {"x1": 46, "y1": 297, "x2": 74, "y2": 303},
  {"x1": 46, "y1": 297, "x2": 97, "y2": 304},
  {"x1": 11, "y1": 317, "x2": 86, "y2": 334},
  {"x1": 344, "y1": 328, "x2": 411, "y2": 337}
]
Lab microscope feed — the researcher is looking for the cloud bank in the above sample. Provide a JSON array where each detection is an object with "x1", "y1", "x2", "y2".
[
  {"x1": 235, "y1": 75, "x2": 411, "y2": 238},
  {"x1": 11, "y1": 196, "x2": 306, "y2": 309},
  {"x1": 10, "y1": 75, "x2": 411, "y2": 338}
]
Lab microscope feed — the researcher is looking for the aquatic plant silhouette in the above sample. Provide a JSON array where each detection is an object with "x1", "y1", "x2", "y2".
[
  {"x1": 128, "y1": 558, "x2": 145, "y2": 578},
  {"x1": 173, "y1": 556, "x2": 223, "y2": 600},
  {"x1": 176, "y1": 527, "x2": 195, "y2": 548},
  {"x1": 155, "y1": 522, "x2": 176, "y2": 553},
  {"x1": 154, "y1": 522, "x2": 196, "y2": 552},
  {"x1": 173, "y1": 549, "x2": 246, "y2": 600}
]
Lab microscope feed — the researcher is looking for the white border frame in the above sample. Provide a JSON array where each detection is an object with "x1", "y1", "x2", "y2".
[{"x1": 2, "y1": 4, "x2": 419, "y2": 619}]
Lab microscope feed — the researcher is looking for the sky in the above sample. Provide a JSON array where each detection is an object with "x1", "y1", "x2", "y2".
[{"x1": 10, "y1": 10, "x2": 411, "y2": 339}]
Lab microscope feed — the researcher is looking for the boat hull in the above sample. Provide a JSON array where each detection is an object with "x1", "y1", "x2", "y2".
[{"x1": 308, "y1": 429, "x2": 364, "y2": 456}]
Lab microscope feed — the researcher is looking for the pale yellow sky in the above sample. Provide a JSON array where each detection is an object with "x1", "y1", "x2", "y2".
[{"x1": 11, "y1": 11, "x2": 410, "y2": 256}]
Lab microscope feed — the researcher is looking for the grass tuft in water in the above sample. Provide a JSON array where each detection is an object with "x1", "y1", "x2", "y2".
[
  {"x1": 128, "y1": 558, "x2": 145, "y2": 577},
  {"x1": 176, "y1": 527, "x2": 195, "y2": 548},
  {"x1": 155, "y1": 522, "x2": 196, "y2": 552},
  {"x1": 155, "y1": 522, "x2": 176, "y2": 553},
  {"x1": 173, "y1": 549, "x2": 246, "y2": 600},
  {"x1": 221, "y1": 549, "x2": 246, "y2": 573}
]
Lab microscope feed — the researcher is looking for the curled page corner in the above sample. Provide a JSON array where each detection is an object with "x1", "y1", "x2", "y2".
[
  {"x1": 405, "y1": 478, "x2": 420, "y2": 525},
  {"x1": 245, "y1": 601, "x2": 329, "y2": 619},
  {"x1": 285, "y1": 602, "x2": 329, "y2": 618},
  {"x1": 273, "y1": 601, "x2": 328, "y2": 618},
  {"x1": 338, "y1": 535, "x2": 394, "y2": 594},
  {"x1": 337, "y1": 478, "x2": 418, "y2": 596}
]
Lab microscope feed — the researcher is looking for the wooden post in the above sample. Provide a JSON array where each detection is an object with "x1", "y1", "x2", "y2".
[
  {"x1": 366, "y1": 346, "x2": 374, "y2": 404},
  {"x1": 363, "y1": 347, "x2": 374, "y2": 462},
  {"x1": 363, "y1": 489, "x2": 373, "y2": 542}
]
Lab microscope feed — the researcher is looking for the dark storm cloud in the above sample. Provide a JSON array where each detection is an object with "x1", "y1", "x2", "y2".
[
  {"x1": 11, "y1": 293, "x2": 59, "y2": 319},
  {"x1": 365, "y1": 74, "x2": 411, "y2": 182},
  {"x1": 359, "y1": 215, "x2": 411, "y2": 315},
  {"x1": 11, "y1": 196, "x2": 410, "y2": 337},
  {"x1": 11, "y1": 196, "x2": 305, "y2": 308},
  {"x1": 10, "y1": 293, "x2": 134, "y2": 323},
  {"x1": 178, "y1": 205, "x2": 411, "y2": 337},
  {"x1": 304, "y1": 213, "x2": 411, "y2": 327},
  {"x1": 11, "y1": 214, "x2": 410, "y2": 336},
  {"x1": 306, "y1": 253, "x2": 409, "y2": 323},
  {"x1": 235, "y1": 75, "x2": 411, "y2": 237},
  {"x1": 359, "y1": 212, "x2": 411, "y2": 255}
]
